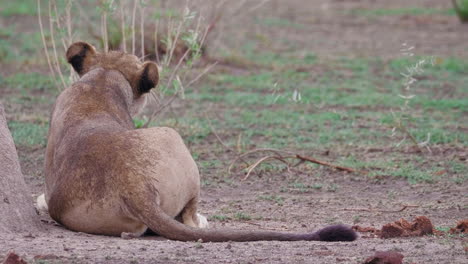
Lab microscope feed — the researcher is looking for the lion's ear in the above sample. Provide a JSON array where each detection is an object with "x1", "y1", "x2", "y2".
[
  {"x1": 66, "y1": 42, "x2": 97, "y2": 76},
  {"x1": 137, "y1": 62, "x2": 159, "y2": 94}
]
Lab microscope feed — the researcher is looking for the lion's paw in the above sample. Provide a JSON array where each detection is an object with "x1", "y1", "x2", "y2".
[
  {"x1": 197, "y1": 213, "x2": 209, "y2": 228},
  {"x1": 36, "y1": 194, "x2": 48, "y2": 212}
]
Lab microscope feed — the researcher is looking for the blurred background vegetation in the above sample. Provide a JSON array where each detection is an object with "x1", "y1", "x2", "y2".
[{"x1": 0, "y1": 0, "x2": 466, "y2": 187}]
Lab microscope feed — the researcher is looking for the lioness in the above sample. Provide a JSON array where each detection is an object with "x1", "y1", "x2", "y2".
[{"x1": 38, "y1": 41, "x2": 357, "y2": 242}]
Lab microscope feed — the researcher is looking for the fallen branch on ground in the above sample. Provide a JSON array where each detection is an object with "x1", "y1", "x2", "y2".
[
  {"x1": 228, "y1": 148, "x2": 369, "y2": 180},
  {"x1": 296, "y1": 154, "x2": 367, "y2": 174},
  {"x1": 343, "y1": 204, "x2": 419, "y2": 213}
]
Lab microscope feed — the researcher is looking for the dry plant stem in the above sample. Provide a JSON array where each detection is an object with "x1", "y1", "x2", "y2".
[
  {"x1": 37, "y1": 0, "x2": 59, "y2": 91},
  {"x1": 343, "y1": 204, "x2": 419, "y2": 213},
  {"x1": 140, "y1": 5, "x2": 145, "y2": 59},
  {"x1": 65, "y1": 0, "x2": 72, "y2": 46},
  {"x1": 242, "y1": 155, "x2": 291, "y2": 181},
  {"x1": 248, "y1": 0, "x2": 272, "y2": 13},
  {"x1": 52, "y1": 1, "x2": 67, "y2": 51},
  {"x1": 296, "y1": 154, "x2": 367, "y2": 174},
  {"x1": 396, "y1": 124, "x2": 424, "y2": 153},
  {"x1": 142, "y1": 93, "x2": 180, "y2": 128},
  {"x1": 166, "y1": 49, "x2": 192, "y2": 89},
  {"x1": 204, "y1": 117, "x2": 231, "y2": 151},
  {"x1": 65, "y1": 0, "x2": 75, "y2": 82},
  {"x1": 166, "y1": 19, "x2": 183, "y2": 66},
  {"x1": 185, "y1": 62, "x2": 218, "y2": 88},
  {"x1": 228, "y1": 148, "x2": 295, "y2": 174},
  {"x1": 236, "y1": 133, "x2": 243, "y2": 153},
  {"x1": 131, "y1": 0, "x2": 137, "y2": 54},
  {"x1": 204, "y1": 116, "x2": 250, "y2": 168},
  {"x1": 238, "y1": 221, "x2": 287, "y2": 231},
  {"x1": 48, "y1": 0, "x2": 67, "y2": 90},
  {"x1": 154, "y1": 20, "x2": 160, "y2": 64},
  {"x1": 101, "y1": 11, "x2": 109, "y2": 52},
  {"x1": 120, "y1": 0, "x2": 127, "y2": 52}
]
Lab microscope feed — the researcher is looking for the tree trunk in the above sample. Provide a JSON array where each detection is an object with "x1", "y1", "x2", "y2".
[{"x1": 0, "y1": 104, "x2": 41, "y2": 233}]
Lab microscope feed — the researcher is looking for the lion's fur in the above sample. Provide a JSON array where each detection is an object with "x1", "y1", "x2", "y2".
[{"x1": 40, "y1": 42, "x2": 357, "y2": 242}]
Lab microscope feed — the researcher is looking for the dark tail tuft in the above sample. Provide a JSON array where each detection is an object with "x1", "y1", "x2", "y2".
[{"x1": 314, "y1": 225, "x2": 358, "y2": 242}]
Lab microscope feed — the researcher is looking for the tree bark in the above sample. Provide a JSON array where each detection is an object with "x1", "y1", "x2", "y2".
[{"x1": 0, "y1": 104, "x2": 41, "y2": 233}]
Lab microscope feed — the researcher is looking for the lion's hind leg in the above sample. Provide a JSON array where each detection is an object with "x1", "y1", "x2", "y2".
[{"x1": 181, "y1": 198, "x2": 209, "y2": 229}]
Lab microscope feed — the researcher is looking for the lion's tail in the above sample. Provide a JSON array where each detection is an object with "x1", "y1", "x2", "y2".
[{"x1": 122, "y1": 194, "x2": 357, "y2": 243}]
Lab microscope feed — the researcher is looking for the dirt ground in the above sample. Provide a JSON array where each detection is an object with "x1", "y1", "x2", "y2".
[{"x1": 1, "y1": 0, "x2": 467, "y2": 263}]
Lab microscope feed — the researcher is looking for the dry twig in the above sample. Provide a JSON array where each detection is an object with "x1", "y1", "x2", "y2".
[
  {"x1": 296, "y1": 154, "x2": 367, "y2": 174},
  {"x1": 229, "y1": 148, "x2": 367, "y2": 179},
  {"x1": 343, "y1": 204, "x2": 419, "y2": 213}
]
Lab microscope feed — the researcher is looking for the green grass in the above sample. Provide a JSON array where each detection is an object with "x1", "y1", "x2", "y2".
[
  {"x1": 1, "y1": 7, "x2": 465, "y2": 185},
  {"x1": 256, "y1": 17, "x2": 306, "y2": 29},
  {"x1": 233, "y1": 212, "x2": 252, "y2": 221},
  {"x1": 0, "y1": 0, "x2": 37, "y2": 16},
  {"x1": 257, "y1": 194, "x2": 285, "y2": 205},
  {"x1": 351, "y1": 7, "x2": 455, "y2": 17},
  {"x1": 8, "y1": 121, "x2": 48, "y2": 147},
  {"x1": 3, "y1": 72, "x2": 55, "y2": 91},
  {"x1": 210, "y1": 214, "x2": 230, "y2": 221},
  {"x1": 151, "y1": 47, "x2": 468, "y2": 185}
]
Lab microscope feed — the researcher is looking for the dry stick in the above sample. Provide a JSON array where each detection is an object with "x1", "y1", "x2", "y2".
[
  {"x1": 205, "y1": 118, "x2": 231, "y2": 151},
  {"x1": 296, "y1": 154, "x2": 367, "y2": 174},
  {"x1": 343, "y1": 204, "x2": 419, "y2": 213},
  {"x1": 204, "y1": 115, "x2": 250, "y2": 168},
  {"x1": 120, "y1": 0, "x2": 127, "y2": 52},
  {"x1": 48, "y1": 0, "x2": 67, "y2": 90},
  {"x1": 185, "y1": 61, "x2": 218, "y2": 89},
  {"x1": 142, "y1": 92, "x2": 180, "y2": 128},
  {"x1": 131, "y1": 0, "x2": 137, "y2": 54},
  {"x1": 228, "y1": 148, "x2": 295, "y2": 174},
  {"x1": 238, "y1": 221, "x2": 287, "y2": 231},
  {"x1": 242, "y1": 155, "x2": 291, "y2": 181},
  {"x1": 37, "y1": 0, "x2": 59, "y2": 91}
]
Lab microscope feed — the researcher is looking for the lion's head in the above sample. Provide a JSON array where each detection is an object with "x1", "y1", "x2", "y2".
[{"x1": 66, "y1": 42, "x2": 159, "y2": 115}]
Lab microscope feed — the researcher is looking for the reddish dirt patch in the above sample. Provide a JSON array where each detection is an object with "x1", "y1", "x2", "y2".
[
  {"x1": 2, "y1": 252, "x2": 28, "y2": 264},
  {"x1": 380, "y1": 216, "x2": 434, "y2": 239},
  {"x1": 363, "y1": 251, "x2": 404, "y2": 264},
  {"x1": 450, "y1": 219, "x2": 468, "y2": 234}
]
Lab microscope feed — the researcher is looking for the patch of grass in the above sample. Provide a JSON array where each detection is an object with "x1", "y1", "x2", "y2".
[
  {"x1": 256, "y1": 17, "x2": 306, "y2": 29},
  {"x1": 3, "y1": 72, "x2": 55, "y2": 91},
  {"x1": 7, "y1": 121, "x2": 48, "y2": 147},
  {"x1": 389, "y1": 57, "x2": 468, "y2": 74},
  {"x1": 233, "y1": 212, "x2": 252, "y2": 221},
  {"x1": 287, "y1": 182, "x2": 323, "y2": 193},
  {"x1": 210, "y1": 214, "x2": 230, "y2": 221},
  {"x1": 257, "y1": 194, "x2": 284, "y2": 205},
  {"x1": 420, "y1": 98, "x2": 468, "y2": 111},
  {"x1": 388, "y1": 163, "x2": 436, "y2": 184},
  {"x1": 0, "y1": 0, "x2": 37, "y2": 16},
  {"x1": 351, "y1": 7, "x2": 455, "y2": 17}
]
